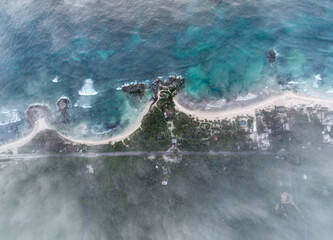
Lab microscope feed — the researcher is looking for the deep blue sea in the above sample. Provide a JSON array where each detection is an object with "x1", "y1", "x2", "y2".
[{"x1": 1, "y1": 0, "x2": 333, "y2": 141}]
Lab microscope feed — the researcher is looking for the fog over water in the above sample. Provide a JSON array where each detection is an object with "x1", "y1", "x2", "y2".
[{"x1": 1, "y1": 150, "x2": 333, "y2": 239}]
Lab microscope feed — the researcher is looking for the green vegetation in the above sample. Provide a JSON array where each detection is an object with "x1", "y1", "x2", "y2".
[
  {"x1": 263, "y1": 109, "x2": 325, "y2": 152},
  {"x1": 18, "y1": 130, "x2": 86, "y2": 154},
  {"x1": 125, "y1": 107, "x2": 169, "y2": 151},
  {"x1": 173, "y1": 112, "x2": 252, "y2": 151}
]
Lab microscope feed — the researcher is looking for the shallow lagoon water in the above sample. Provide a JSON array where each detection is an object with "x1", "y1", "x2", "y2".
[{"x1": 1, "y1": 0, "x2": 333, "y2": 137}]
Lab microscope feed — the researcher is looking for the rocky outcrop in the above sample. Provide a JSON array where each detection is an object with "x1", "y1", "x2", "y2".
[
  {"x1": 57, "y1": 98, "x2": 70, "y2": 112},
  {"x1": 152, "y1": 75, "x2": 185, "y2": 99},
  {"x1": 267, "y1": 50, "x2": 276, "y2": 63},
  {"x1": 122, "y1": 83, "x2": 148, "y2": 95},
  {"x1": 26, "y1": 105, "x2": 51, "y2": 123}
]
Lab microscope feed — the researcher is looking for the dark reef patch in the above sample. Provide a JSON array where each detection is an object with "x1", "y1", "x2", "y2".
[{"x1": 26, "y1": 105, "x2": 51, "y2": 123}]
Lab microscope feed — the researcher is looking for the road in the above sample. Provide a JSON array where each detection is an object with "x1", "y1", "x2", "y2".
[{"x1": 0, "y1": 151, "x2": 277, "y2": 161}]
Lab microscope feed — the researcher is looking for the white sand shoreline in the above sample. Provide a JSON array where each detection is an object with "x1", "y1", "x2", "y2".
[
  {"x1": 0, "y1": 118, "x2": 49, "y2": 154},
  {"x1": 174, "y1": 91, "x2": 333, "y2": 121},
  {"x1": 2, "y1": 91, "x2": 333, "y2": 154},
  {"x1": 56, "y1": 102, "x2": 151, "y2": 146},
  {"x1": 0, "y1": 102, "x2": 151, "y2": 153}
]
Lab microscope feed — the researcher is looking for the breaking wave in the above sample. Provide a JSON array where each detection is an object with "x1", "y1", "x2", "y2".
[
  {"x1": 52, "y1": 76, "x2": 59, "y2": 83},
  {"x1": 0, "y1": 110, "x2": 21, "y2": 126},
  {"x1": 74, "y1": 97, "x2": 93, "y2": 108},
  {"x1": 236, "y1": 93, "x2": 257, "y2": 102},
  {"x1": 78, "y1": 79, "x2": 98, "y2": 96}
]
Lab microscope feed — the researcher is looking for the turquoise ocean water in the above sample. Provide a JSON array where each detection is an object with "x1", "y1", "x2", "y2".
[{"x1": 1, "y1": 0, "x2": 333, "y2": 141}]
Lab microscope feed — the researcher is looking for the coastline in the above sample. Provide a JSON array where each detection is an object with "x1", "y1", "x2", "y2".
[
  {"x1": 0, "y1": 118, "x2": 49, "y2": 154},
  {"x1": 0, "y1": 102, "x2": 151, "y2": 154},
  {"x1": 56, "y1": 101, "x2": 151, "y2": 145},
  {"x1": 174, "y1": 91, "x2": 333, "y2": 121},
  {"x1": 3, "y1": 91, "x2": 333, "y2": 153}
]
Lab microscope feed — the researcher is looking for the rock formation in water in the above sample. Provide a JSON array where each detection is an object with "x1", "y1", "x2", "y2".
[
  {"x1": 26, "y1": 105, "x2": 51, "y2": 123},
  {"x1": 267, "y1": 50, "x2": 276, "y2": 63},
  {"x1": 57, "y1": 98, "x2": 70, "y2": 112},
  {"x1": 151, "y1": 75, "x2": 185, "y2": 99},
  {"x1": 122, "y1": 83, "x2": 148, "y2": 95}
]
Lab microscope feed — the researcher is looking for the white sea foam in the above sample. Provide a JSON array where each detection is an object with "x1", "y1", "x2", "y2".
[
  {"x1": 74, "y1": 97, "x2": 92, "y2": 108},
  {"x1": 0, "y1": 110, "x2": 21, "y2": 126},
  {"x1": 205, "y1": 99, "x2": 227, "y2": 109},
  {"x1": 236, "y1": 93, "x2": 257, "y2": 102},
  {"x1": 57, "y1": 96, "x2": 70, "y2": 102},
  {"x1": 91, "y1": 128, "x2": 114, "y2": 135},
  {"x1": 326, "y1": 89, "x2": 333, "y2": 94},
  {"x1": 315, "y1": 74, "x2": 322, "y2": 81},
  {"x1": 288, "y1": 81, "x2": 299, "y2": 85},
  {"x1": 116, "y1": 80, "x2": 147, "y2": 90},
  {"x1": 313, "y1": 81, "x2": 319, "y2": 89},
  {"x1": 78, "y1": 79, "x2": 98, "y2": 96},
  {"x1": 273, "y1": 48, "x2": 279, "y2": 56},
  {"x1": 52, "y1": 76, "x2": 59, "y2": 83}
]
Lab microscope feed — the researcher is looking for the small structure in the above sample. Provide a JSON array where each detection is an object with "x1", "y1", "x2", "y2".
[
  {"x1": 171, "y1": 138, "x2": 178, "y2": 149},
  {"x1": 166, "y1": 109, "x2": 175, "y2": 120},
  {"x1": 253, "y1": 121, "x2": 257, "y2": 132},
  {"x1": 159, "y1": 92, "x2": 168, "y2": 99},
  {"x1": 283, "y1": 123, "x2": 290, "y2": 131},
  {"x1": 162, "y1": 179, "x2": 168, "y2": 185},
  {"x1": 257, "y1": 133, "x2": 270, "y2": 150},
  {"x1": 86, "y1": 164, "x2": 94, "y2": 174},
  {"x1": 323, "y1": 114, "x2": 333, "y2": 126},
  {"x1": 327, "y1": 125, "x2": 331, "y2": 132},
  {"x1": 323, "y1": 134, "x2": 332, "y2": 144},
  {"x1": 240, "y1": 120, "x2": 247, "y2": 128},
  {"x1": 277, "y1": 106, "x2": 285, "y2": 113},
  {"x1": 212, "y1": 135, "x2": 219, "y2": 142}
]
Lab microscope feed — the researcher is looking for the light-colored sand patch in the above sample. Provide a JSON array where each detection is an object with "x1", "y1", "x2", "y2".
[
  {"x1": 3, "y1": 92, "x2": 333, "y2": 153},
  {"x1": 56, "y1": 101, "x2": 151, "y2": 145},
  {"x1": 0, "y1": 102, "x2": 151, "y2": 153},
  {"x1": 174, "y1": 91, "x2": 333, "y2": 121},
  {"x1": 0, "y1": 118, "x2": 51, "y2": 154}
]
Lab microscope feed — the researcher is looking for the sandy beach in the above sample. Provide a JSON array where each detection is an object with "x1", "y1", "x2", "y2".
[
  {"x1": 0, "y1": 102, "x2": 151, "y2": 154},
  {"x1": 0, "y1": 118, "x2": 49, "y2": 154},
  {"x1": 56, "y1": 101, "x2": 151, "y2": 145},
  {"x1": 174, "y1": 91, "x2": 333, "y2": 121},
  {"x1": 2, "y1": 91, "x2": 333, "y2": 154}
]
